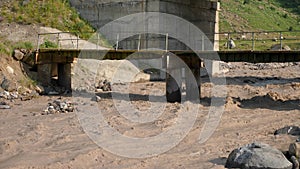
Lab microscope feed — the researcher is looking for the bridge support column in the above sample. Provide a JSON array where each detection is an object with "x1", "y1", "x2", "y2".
[
  {"x1": 58, "y1": 63, "x2": 72, "y2": 91},
  {"x1": 165, "y1": 54, "x2": 202, "y2": 103},
  {"x1": 204, "y1": 60, "x2": 220, "y2": 76},
  {"x1": 37, "y1": 64, "x2": 52, "y2": 86},
  {"x1": 166, "y1": 68, "x2": 182, "y2": 103},
  {"x1": 165, "y1": 53, "x2": 182, "y2": 103},
  {"x1": 185, "y1": 67, "x2": 201, "y2": 101}
]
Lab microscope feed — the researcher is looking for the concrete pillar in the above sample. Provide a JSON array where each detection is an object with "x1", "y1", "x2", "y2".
[
  {"x1": 37, "y1": 64, "x2": 52, "y2": 86},
  {"x1": 185, "y1": 67, "x2": 201, "y2": 101},
  {"x1": 165, "y1": 54, "x2": 182, "y2": 103},
  {"x1": 204, "y1": 60, "x2": 220, "y2": 76},
  {"x1": 166, "y1": 69, "x2": 182, "y2": 103},
  {"x1": 58, "y1": 63, "x2": 72, "y2": 90},
  {"x1": 205, "y1": 2, "x2": 221, "y2": 76}
]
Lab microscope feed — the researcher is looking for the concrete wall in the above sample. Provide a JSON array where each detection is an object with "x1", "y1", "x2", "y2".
[{"x1": 69, "y1": 0, "x2": 219, "y2": 50}]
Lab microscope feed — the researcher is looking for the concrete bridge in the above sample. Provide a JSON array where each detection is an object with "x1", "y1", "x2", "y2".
[
  {"x1": 34, "y1": 49, "x2": 300, "y2": 102},
  {"x1": 34, "y1": 0, "x2": 300, "y2": 102}
]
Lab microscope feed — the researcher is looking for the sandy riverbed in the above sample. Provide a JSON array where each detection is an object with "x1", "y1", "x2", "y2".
[{"x1": 0, "y1": 62, "x2": 299, "y2": 169}]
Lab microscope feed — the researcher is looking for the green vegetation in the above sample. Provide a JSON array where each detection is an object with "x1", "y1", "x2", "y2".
[
  {"x1": 0, "y1": 42, "x2": 10, "y2": 55},
  {"x1": 1, "y1": 0, "x2": 95, "y2": 39},
  {"x1": 219, "y1": 0, "x2": 300, "y2": 50},
  {"x1": 13, "y1": 41, "x2": 34, "y2": 50},
  {"x1": 39, "y1": 40, "x2": 58, "y2": 49},
  {"x1": 219, "y1": 0, "x2": 300, "y2": 32},
  {"x1": 1, "y1": 0, "x2": 300, "y2": 52}
]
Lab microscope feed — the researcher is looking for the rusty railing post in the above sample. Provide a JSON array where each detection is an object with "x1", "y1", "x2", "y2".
[
  {"x1": 57, "y1": 33, "x2": 60, "y2": 49},
  {"x1": 37, "y1": 34, "x2": 40, "y2": 51},
  {"x1": 279, "y1": 31, "x2": 283, "y2": 51},
  {"x1": 252, "y1": 32, "x2": 255, "y2": 51}
]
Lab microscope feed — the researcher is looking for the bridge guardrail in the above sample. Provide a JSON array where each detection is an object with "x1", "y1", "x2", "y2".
[
  {"x1": 36, "y1": 30, "x2": 300, "y2": 51},
  {"x1": 216, "y1": 30, "x2": 300, "y2": 51}
]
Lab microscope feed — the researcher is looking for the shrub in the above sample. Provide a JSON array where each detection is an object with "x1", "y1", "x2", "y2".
[{"x1": 40, "y1": 40, "x2": 58, "y2": 49}]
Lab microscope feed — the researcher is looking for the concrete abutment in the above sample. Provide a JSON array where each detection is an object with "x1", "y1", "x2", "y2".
[
  {"x1": 37, "y1": 63, "x2": 72, "y2": 92},
  {"x1": 69, "y1": 0, "x2": 220, "y2": 101}
]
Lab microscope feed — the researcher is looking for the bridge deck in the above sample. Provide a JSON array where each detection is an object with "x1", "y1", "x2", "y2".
[{"x1": 35, "y1": 49, "x2": 300, "y2": 65}]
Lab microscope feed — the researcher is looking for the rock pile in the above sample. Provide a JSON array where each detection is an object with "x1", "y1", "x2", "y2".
[
  {"x1": 43, "y1": 99, "x2": 74, "y2": 115},
  {"x1": 222, "y1": 62, "x2": 299, "y2": 71},
  {"x1": 0, "y1": 91, "x2": 19, "y2": 100},
  {"x1": 0, "y1": 90, "x2": 38, "y2": 101},
  {"x1": 95, "y1": 79, "x2": 111, "y2": 92}
]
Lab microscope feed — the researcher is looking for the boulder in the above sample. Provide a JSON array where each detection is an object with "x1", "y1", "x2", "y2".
[
  {"x1": 6, "y1": 66, "x2": 14, "y2": 74},
  {"x1": 271, "y1": 44, "x2": 291, "y2": 51},
  {"x1": 290, "y1": 156, "x2": 299, "y2": 169},
  {"x1": 225, "y1": 142, "x2": 293, "y2": 169},
  {"x1": 289, "y1": 143, "x2": 300, "y2": 158},
  {"x1": 13, "y1": 49, "x2": 24, "y2": 61},
  {"x1": 275, "y1": 126, "x2": 300, "y2": 136},
  {"x1": 1, "y1": 78, "x2": 17, "y2": 92},
  {"x1": 228, "y1": 39, "x2": 236, "y2": 49}
]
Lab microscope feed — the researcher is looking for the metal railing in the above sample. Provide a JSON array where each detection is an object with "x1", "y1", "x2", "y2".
[
  {"x1": 37, "y1": 31, "x2": 101, "y2": 51},
  {"x1": 216, "y1": 30, "x2": 300, "y2": 51},
  {"x1": 36, "y1": 30, "x2": 300, "y2": 51}
]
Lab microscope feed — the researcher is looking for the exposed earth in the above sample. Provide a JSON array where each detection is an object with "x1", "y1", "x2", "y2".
[{"x1": 0, "y1": 60, "x2": 299, "y2": 169}]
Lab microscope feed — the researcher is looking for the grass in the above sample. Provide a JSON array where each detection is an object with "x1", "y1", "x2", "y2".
[
  {"x1": 39, "y1": 40, "x2": 58, "y2": 49},
  {"x1": 1, "y1": 0, "x2": 95, "y2": 39},
  {"x1": 219, "y1": 0, "x2": 300, "y2": 50},
  {"x1": 220, "y1": 0, "x2": 300, "y2": 32}
]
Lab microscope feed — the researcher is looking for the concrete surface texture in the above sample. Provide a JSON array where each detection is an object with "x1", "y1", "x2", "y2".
[{"x1": 69, "y1": 0, "x2": 219, "y2": 51}]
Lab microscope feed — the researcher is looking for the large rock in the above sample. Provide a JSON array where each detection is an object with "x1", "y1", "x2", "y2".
[
  {"x1": 275, "y1": 126, "x2": 300, "y2": 136},
  {"x1": 289, "y1": 143, "x2": 300, "y2": 158},
  {"x1": 13, "y1": 49, "x2": 24, "y2": 61},
  {"x1": 225, "y1": 142, "x2": 293, "y2": 169},
  {"x1": 271, "y1": 44, "x2": 291, "y2": 51},
  {"x1": 1, "y1": 78, "x2": 17, "y2": 92}
]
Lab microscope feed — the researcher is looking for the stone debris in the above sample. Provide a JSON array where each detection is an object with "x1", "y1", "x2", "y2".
[
  {"x1": 43, "y1": 99, "x2": 74, "y2": 115},
  {"x1": 223, "y1": 62, "x2": 299, "y2": 71},
  {"x1": 95, "y1": 79, "x2": 111, "y2": 92},
  {"x1": 225, "y1": 142, "x2": 293, "y2": 169},
  {"x1": 94, "y1": 95, "x2": 101, "y2": 102},
  {"x1": 0, "y1": 91, "x2": 19, "y2": 100},
  {"x1": 0, "y1": 102, "x2": 10, "y2": 109}
]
